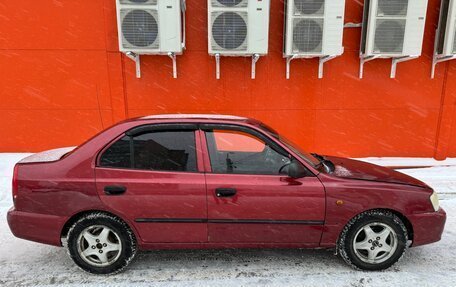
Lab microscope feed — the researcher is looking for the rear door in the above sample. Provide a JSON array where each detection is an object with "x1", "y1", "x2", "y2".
[
  {"x1": 201, "y1": 124, "x2": 326, "y2": 244},
  {"x1": 95, "y1": 124, "x2": 207, "y2": 243}
]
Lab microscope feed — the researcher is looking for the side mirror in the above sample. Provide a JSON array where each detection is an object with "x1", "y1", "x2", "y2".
[{"x1": 287, "y1": 160, "x2": 308, "y2": 179}]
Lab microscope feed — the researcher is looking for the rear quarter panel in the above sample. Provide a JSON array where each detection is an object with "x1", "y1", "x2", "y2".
[{"x1": 16, "y1": 150, "x2": 100, "y2": 217}]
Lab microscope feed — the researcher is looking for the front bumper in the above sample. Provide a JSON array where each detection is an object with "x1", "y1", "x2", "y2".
[
  {"x1": 7, "y1": 207, "x2": 67, "y2": 246},
  {"x1": 408, "y1": 208, "x2": 446, "y2": 247}
]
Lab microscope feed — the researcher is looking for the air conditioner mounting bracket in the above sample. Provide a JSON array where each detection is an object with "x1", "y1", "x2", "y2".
[
  {"x1": 390, "y1": 56, "x2": 417, "y2": 78},
  {"x1": 125, "y1": 52, "x2": 141, "y2": 79},
  {"x1": 251, "y1": 54, "x2": 260, "y2": 79},
  {"x1": 286, "y1": 55, "x2": 298, "y2": 80},
  {"x1": 286, "y1": 54, "x2": 338, "y2": 79},
  {"x1": 318, "y1": 55, "x2": 337, "y2": 79},
  {"x1": 360, "y1": 54, "x2": 418, "y2": 79},
  {"x1": 168, "y1": 52, "x2": 178, "y2": 79},
  {"x1": 213, "y1": 53, "x2": 261, "y2": 80},
  {"x1": 215, "y1": 53, "x2": 221, "y2": 80},
  {"x1": 432, "y1": 55, "x2": 456, "y2": 78},
  {"x1": 124, "y1": 52, "x2": 179, "y2": 79},
  {"x1": 359, "y1": 55, "x2": 380, "y2": 79}
]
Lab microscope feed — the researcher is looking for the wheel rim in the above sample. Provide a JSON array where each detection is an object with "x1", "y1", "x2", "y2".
[
  {"x1": 352, "y1": 222, "x2": 398, "y2": 264},
  {"x1": 77, "y1": 225, "x2": 122, "y2": 267}
]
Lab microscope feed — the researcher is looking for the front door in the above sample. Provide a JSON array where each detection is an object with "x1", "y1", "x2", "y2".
[
  {"x1": 95, "y1": 124, "x2": 207, "y2": 243},
  {"x1": 202, "y1": 125, "x2": 326, "y2": 244}
]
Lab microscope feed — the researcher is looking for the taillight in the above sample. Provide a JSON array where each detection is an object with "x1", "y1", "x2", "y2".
[{"x1": 12, "y1": 164, "x2": 19, "y2": 206}]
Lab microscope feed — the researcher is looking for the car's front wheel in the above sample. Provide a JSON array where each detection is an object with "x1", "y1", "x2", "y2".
[
  {"x1": 338, "y1": 210, "x2": 408, "y2": 271},
  {"x1": 67, "y1": 212, "x2": 137, "y2": 274}
]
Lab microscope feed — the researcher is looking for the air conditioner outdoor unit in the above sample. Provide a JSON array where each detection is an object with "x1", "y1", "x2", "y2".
[
  {"x1": 432, "y1": 0, "x2": 456, "y2": 78},
  {"x1": 359, "y1": 0, "x2": 428, "y2": 78},
  {"x1": 283, "y1": 0, "x2": 345, "y2": 79},
  {"x1": 116, "y1": 0, "x2": 186, "y2": 78},
  {"x1": 208, "y1": 0, "x2": 271, "y2": 79}
]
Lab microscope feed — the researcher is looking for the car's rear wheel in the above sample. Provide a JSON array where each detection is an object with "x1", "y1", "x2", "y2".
[
  {"x1": 338, "y1": 210, "x2": 408, "y2": 271},
  {"x1": 67, "y1": 212, "x2": 137, "y2": 274}
]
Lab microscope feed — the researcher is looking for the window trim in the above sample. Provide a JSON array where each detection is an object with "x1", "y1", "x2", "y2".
[
  {"x1": 200, "y1": 124, "x2": 312, "y2": 176},
  {"x1": 96, "y1": 124, "x2": 200, "y2": 174},
  {"x1": 200, "y1": 124, "x2": 289, "y2": 156},
  {"x1": 125, "y1": 123, "x2": 198, "y2": 137}
]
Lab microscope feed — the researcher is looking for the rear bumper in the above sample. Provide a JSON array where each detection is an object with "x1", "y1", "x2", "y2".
[
  {"x1": 409, "y1": 208, "x2": 446, "y2": 247},
  {"x1": 7, "y1": 207, "x2": 67, "y2": 246}
]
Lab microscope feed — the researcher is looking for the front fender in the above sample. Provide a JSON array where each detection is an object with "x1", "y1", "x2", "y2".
[{"x1": 318, "y1": 175, "x2": 433, "y2": 247}]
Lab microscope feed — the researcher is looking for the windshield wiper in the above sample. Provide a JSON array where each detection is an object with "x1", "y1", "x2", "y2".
[
  {"x1": 311, "y1": 153, "x2": 324, "y2": 161},
  {"x1": 310, "y1": 153, "x2": 324, "y2": 169},
  {"x1": 311, "y1": 153, "x2": 335, "y2": 173}
]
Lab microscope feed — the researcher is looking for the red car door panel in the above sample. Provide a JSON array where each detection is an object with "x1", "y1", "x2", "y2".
[
  {"x1": 206, "y1": 174, "x2": 325, "y2": 243},
  {"x1": 95, "y1": 126, "x2": 208, "y2": 244},
  {"x1": 201, "y1": 126, "x2": 326, "y2": 244},
  {"x1": 95, "y1": 168, "x2": 207, "y2": 243}
]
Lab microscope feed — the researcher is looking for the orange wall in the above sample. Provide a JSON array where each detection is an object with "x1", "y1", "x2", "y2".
[{"x1": 0, "y1": 0, "x2": 455, "y2": 159}]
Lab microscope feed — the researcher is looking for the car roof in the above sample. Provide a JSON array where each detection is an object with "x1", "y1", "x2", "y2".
[{"x1": 140, "y1": 114, "x2": 250, "y2": 121}]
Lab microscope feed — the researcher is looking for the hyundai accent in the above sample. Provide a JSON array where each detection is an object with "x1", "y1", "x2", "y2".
[{"x1": 7, "y1": 114, "x2": 446, "y2": 274}]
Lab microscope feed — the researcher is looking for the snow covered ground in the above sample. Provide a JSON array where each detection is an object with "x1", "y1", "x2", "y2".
[{"x1": 0, "y1": 154, "x2": 455, "y2": 286}]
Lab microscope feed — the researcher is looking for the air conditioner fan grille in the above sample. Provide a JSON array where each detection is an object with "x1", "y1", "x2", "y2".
[
  {"x1": 294, "y1": 0, "x2": 325, "y2": 15},
  {"x1": 212, "y1": 12, "x2": 248, "y2": 50},
  {"x1": 374, "y1": 19, "x2": 405, "y2": 53},
  {"x1": 119, "y1": 0, "x2": 157, "y2": 5},
  {"x1": 212, "y1": 0, "x2": 247, "y2": 8},
  {"x1": 292, "y1": 18, "x2": 323, "y2": 53},
  {"x1": 121, "y1": 9, "x2": 159, "y2": 49},
  {"x1": 377, "y1": 0, "x2": 408, "y2": 16}
]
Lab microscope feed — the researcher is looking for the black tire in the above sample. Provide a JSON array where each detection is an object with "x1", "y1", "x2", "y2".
[
  {"x1": 338, "y1": 210, "x2": 408, "y2": 271},
  {"x1": 67, "y1": 212, "x2": 137, "y2": 274}
]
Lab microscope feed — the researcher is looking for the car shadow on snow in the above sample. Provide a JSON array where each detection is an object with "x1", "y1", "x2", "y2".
[{"x1": 131, "y1": 248, "x2": 347, "y2": 273}]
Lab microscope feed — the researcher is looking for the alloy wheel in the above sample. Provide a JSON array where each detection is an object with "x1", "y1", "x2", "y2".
[
  {"x1": 352, "y1": 222, "x2": 398, "y2": 264},
  {"x1": 76, "y1": 225, "x2": 122, "y2": 267}
]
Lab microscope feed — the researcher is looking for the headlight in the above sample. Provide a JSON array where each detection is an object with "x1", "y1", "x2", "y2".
[{"x1": 430, "y1": 192, "x2": 440, "y2": 212}]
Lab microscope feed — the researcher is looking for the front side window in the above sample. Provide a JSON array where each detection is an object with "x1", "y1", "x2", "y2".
[
  {"x1": 100, "y1": 130, "x2": 197, "y2": 172},
  {"x1": 205, "y1": 129, "x2": 291, "y2": 175}
]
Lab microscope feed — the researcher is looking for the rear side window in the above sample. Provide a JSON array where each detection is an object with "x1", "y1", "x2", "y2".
[
  {"x1": 100, "y1": 130, "x2": 197, "y2": 172},
  {"x1": 99, "y1": 136, "x2": 130, "y2": 168}
]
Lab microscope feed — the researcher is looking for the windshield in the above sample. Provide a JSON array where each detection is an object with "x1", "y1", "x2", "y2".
[
  {"x1": 257, "y1": 123, "x2": 321, "y2": 167},
  {"x1": 279, "y1": 136, "x2": 321, "y2": 167}
]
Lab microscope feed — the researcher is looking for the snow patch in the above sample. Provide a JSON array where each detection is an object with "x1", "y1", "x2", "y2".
[
  {"x1": 333, "y1": 165, "x2": 352, "y2": 177},
  {"x1": 357, "y1": 157, "x2": 456, "y2": 168},
  {"x1": 19, "y1": 147, "x2": 76, "y2": 164}
]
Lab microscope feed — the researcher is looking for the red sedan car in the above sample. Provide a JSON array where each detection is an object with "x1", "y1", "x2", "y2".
[{"x1": 7, "y1": 114, "x2": 446, "y2": 274}]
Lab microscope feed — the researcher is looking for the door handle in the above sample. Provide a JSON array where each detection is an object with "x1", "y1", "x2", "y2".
[
  {"x1": 215, "y1": 188, "x2": 237, "y2": 197},
  {"x1": 104, "y1": 185, "x2": 127, "y2": 195}
]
